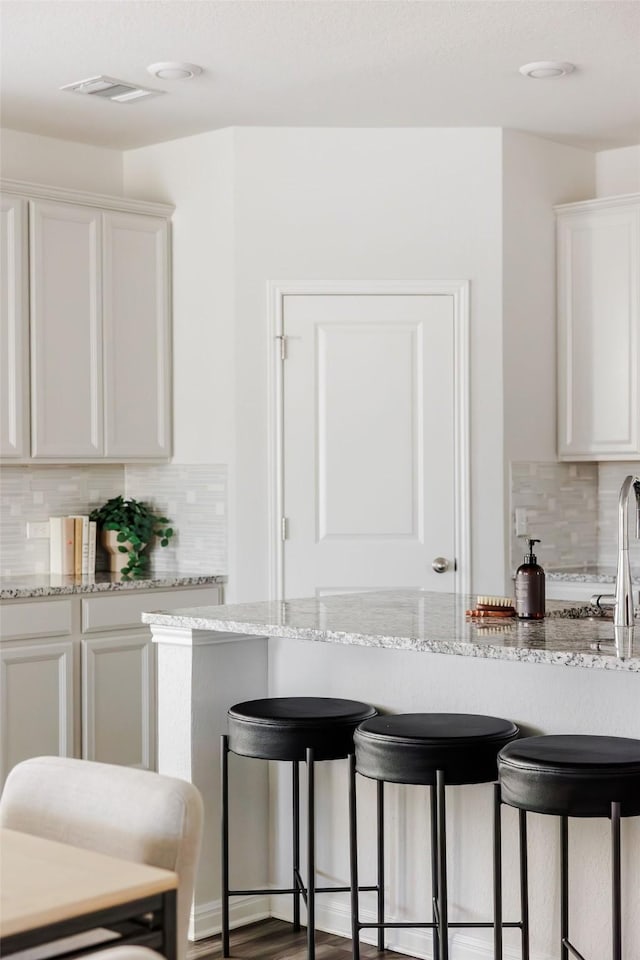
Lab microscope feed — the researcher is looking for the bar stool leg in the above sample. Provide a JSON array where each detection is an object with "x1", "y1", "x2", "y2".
[
  {"x1": 307, "y1": 748, "x2": 316, "y2": 960},
  {"x1": 612, "y1": 801, "x2": 622, "y2": 960},
  {"x1": 348, "y1": 754, "x2": 361, "y2": 960},
  {"x1": 430, "y1": 783, "x2": 440, "y2": 960},
  {"x1": 377, "y1": 779, "x2": 385, "y2": 951},
  {"x1": 493, "y1": 784, "x2": 502, "y2": 960},
  {"x1": 519, "y1": 810, "x2": 530, "y2": 960},
  {"x1": 436, "y1": 770, "x2": 449, "y2": 960},
  {"x1": 560, "y1": 816, "x2": 569, "y2": 960},
  {"x1": 221, "y1": 735, "x2": 231, "y2": 958},
  {"x1": 293, "y1": 761, "x2": 301, "y2": 931}
]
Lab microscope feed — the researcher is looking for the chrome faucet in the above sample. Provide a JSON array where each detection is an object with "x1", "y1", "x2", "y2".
[{"x1": 592, "y1": 475, "x2": 640, "y2": 627}]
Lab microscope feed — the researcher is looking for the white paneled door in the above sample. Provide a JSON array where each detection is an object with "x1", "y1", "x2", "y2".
[{"x1": 281, "y1": 293, "x2": 463, "y2": 599}]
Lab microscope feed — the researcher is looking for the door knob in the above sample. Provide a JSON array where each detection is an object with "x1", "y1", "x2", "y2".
[{"x1": 431, "y1": 557, "x2": 450, "y2": 574}]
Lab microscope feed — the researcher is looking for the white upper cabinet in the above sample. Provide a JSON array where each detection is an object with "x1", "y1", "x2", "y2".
[
  {"x1": 103, "y1": 212, "x2": 171, "y2": 458},
  {"x1": 0, "y1": 181, "x2": 173, "y2": 463},
  {"x1": 0, "y1": 196, "x2": 29, "y2": 458},
  {"x1": 30, "y1": 201, "x2": 103, "y2": 457},
  {"x1": 557, "y1": 194, "x2": 640, "y2": 460}
]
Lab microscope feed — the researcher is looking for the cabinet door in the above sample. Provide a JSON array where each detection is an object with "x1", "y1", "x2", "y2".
[
  {"x1": 30, "y1": 200, "x2": 103, "y2": 457},
  {"x1": 0, "y1": 195, "x2": 29, "y2": 458},
  {"x1": 0, "y1": 640, "x2": 74, "y2": 786},
  {"x1": 103, "y1": 213, "x2": 171, "y2": 458},
  {"x1": 558, "y1": 200, "x2": 640, "y2": 459},
  {"x1": 82, "y1": 632, "x2": 156, "y2": 770}
]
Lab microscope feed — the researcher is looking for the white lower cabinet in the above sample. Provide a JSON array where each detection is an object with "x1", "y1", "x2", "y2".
[
  {"x1": 0, "y1": 583, "x2": 221, "y2": 785},
  {"x1": 82, "y1": 632, "x2": 155, "y2": 770},
  {"x1": 0, "y1": 640, "x2": 74, "y2": 783}
]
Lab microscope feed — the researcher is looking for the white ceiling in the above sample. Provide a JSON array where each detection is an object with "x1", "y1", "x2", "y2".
[{"x1": 1, "y1": 0, "x2": 639, "y2": 153}]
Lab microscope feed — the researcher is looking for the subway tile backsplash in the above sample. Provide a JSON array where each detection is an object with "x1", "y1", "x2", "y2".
[
  {"x1": 124, "y1": 464, "x2": 226, "y2": 575},
  {"x1": 0, "y1": 463, "x2": 227, "y2": 577},
  {"x1": 509, "y1": 462, "x2": 599, "y2": 572},
  {"x1": 0, "y1": 465, "x2": 124, "y2": 576},
  {"x1": 510, "y1": 460, "x2": 640, "y2": 575},
  {"x1": 597, "y1": 462, "x2": 640, "y2": 572}
]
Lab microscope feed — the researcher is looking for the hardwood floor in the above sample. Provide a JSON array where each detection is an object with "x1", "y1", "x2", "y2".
[{"x1": 188, "y1": 918, "x2": 418, "y2": 960}]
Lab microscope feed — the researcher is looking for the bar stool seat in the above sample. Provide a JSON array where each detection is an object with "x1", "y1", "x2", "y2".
[
  {"x1": 497, "y1": 734, "x2": 640, "y2": 960},
  {"x1": 350, "y1": 713, "x2": 521, "y2": 960},
  {"x1": 498, "y1": 734, "x2": 640, "y2": 817},
  {"x1": 228, "y1": 696, "x2": 377, "y2": 760},
  {"x1": 354, "y1": 713, "x2": 519, "y2": 784},
  {"x1": 222, "y1": 696, "x2": 378, "y2": 960}
]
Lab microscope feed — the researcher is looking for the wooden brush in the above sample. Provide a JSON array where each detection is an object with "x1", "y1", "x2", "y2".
[{"x1": 466, "y1": 596, "x2": 515, "y2": 618}]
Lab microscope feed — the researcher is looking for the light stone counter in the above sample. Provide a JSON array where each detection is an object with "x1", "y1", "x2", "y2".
[
  {"x1": 0, "y1": 571, "x2": 226, "y2": 600},
  {"x1": 142, "y1": 589, "x2": 640, "y2": 672}
]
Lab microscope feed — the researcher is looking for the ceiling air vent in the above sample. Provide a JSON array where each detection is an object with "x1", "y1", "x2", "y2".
[{"x1": 60, "y1": 75, "x2": 164, "y2": 103}]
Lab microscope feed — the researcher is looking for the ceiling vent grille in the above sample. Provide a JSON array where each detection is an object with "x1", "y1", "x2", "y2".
[{"x1": 60, "y1": 75, "x2": 164, "y2": 103}]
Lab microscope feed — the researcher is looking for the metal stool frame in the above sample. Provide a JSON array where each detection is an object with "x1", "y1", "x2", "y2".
[
  {"x1": 349, "y1": 758, "x2": 530, "y2": 960},
  {"x1": 221, "y1": 735, "x2": 383, "y2": 960},
  {"x1": 498, "y1": 793, "x2": 623, "y2": 960}
]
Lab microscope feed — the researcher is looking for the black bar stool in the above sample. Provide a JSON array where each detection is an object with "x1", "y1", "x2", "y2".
[
  {"x1": 221, "y1": 696, "x2": 379, "y2": 960},
  {"x1": 497, "y1": 734, "x2": 640, "y2": 960},
  {"x1": 349, "y1": 713, "x2": 525, "y2": 960}
]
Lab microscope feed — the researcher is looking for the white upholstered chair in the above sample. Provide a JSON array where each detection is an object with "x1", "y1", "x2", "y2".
[{"x1": 0, "y1": 756, "x2": 203, "y2": 960}]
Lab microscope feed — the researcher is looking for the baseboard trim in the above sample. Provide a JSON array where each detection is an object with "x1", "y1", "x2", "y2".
[
  {"x1": 189, "y1": 895, "x2": 271, "y2": 941},
  {"x1": 269, "y1": 893, "x2": 550, "y2": 960}
]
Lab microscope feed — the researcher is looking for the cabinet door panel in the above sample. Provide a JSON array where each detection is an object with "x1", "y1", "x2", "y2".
[
  {"x1": 0, "y1": 641, "x2": 74, "y2": 785},
  {"x1": 103, "y1": 213, "x2": 171, "y2": 458},
  {"x1": 558, "y1": 200, "x2": 640, "y2": 459},
  {"x1": 0, "y1": 195, "x2": 29, "y2": 458},
  {"x1": 82, "y1": 632, "x2": 155, "y2": 770},
  {"x1": 30, "y1": 201, "x2": 103, "y2": 457}
]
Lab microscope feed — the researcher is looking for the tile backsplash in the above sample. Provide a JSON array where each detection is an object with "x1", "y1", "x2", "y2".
[
  {"x1": 124, "y1": 464, "x2": 226, "y2": 575},
  {"x1": 510, "y1": 460, "x2": 640, "y2": 575},
  {"x1": 0, "y1": 463, "x2": 227, "y2": 577},
  {"x1": 509, "y1": 462, "x2": 598, "y2": 572}
]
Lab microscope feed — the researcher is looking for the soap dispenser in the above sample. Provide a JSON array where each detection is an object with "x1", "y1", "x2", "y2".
[{"x1": 515, "y1": 538, "x2": 545, "y2": 620}]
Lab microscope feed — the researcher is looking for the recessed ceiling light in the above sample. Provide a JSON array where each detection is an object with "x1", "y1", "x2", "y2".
[
  {"x1": 147, "y1": 62, "x2": 202, "y2": 81},
  {"x1": 519, "y1": 61, "x2": 575, "y2": 79}
]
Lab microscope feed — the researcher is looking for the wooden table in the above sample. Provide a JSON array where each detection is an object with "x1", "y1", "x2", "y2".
[{"x1": 0, "y1": 828, "x2": 178, "y2": 959}]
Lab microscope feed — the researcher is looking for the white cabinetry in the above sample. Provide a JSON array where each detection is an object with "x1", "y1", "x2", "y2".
[
  {"x1": 556, "y1": 194, "x2": 640, "y2": 460},
  {"x1": 0, "y1": 195, "x2": 29, "y2": 458},
  {"x1": 0, "y1": 583, "x2": 221, "y2": 785},
  {"x1": 0, "y1": 180, "x2": 174, "y2": 463},
  {"x1": 30, "y1": 201, "x2": 103, "y2": 457},
  {"x1": 0, "y1": 640, "x2": 74, "y2": 777}
]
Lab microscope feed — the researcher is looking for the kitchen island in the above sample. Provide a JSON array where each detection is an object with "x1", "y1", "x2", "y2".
[{"x1": 143, "y1": 590, "x2": 639, "y2": 960}]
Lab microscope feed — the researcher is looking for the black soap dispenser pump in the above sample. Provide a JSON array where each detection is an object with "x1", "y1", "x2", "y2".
[{"x1": 515, "y1": 538, "x2": 546, "y2": 620}]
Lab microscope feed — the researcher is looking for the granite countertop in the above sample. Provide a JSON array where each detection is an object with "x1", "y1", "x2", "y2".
[
  {"x1": 142, "y1": 589, "x2": 640, "y2": 673},
  {"x1": 0, "y1": 572, "x2": 227, "y2": 600},
  {"x1": 546, "y1": 566, "x2": 640, "y2": 584}
]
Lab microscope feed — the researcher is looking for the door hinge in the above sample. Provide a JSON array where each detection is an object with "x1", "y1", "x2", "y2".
[
  {"x1": 276, "y1": 334, "x2": 288, "y2": 360},
  {"x1": 281, "y1": 516, "x2": 289, "y2": 541}
]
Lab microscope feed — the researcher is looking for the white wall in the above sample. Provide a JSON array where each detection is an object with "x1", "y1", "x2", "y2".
[
  {"x1": 123, "y1": 130, "x2": 236, "y2": 466},
  {"x1": 0, "y1": 128, "x2": 123, "y2": 194},
  {"x1": 596, "y1": 144, "x2": 640, "y2": 196}
]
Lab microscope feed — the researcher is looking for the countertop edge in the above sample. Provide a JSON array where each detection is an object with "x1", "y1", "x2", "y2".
[
  {"x1": 141, "y1": 611, "x2": 640, "y2": 672},
  {"x1": 0, "y1": 574, "x2": 227, "y2": 600}
]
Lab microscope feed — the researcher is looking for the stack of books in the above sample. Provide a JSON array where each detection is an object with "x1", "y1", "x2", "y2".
[{"x1": 49, "y1": 516, "x2": 97, "y2": 577}]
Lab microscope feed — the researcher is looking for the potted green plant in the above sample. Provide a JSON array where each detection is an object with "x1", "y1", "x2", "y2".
[{"x1": 89, "y1": 496, "x2": 175, "y2": 578}]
